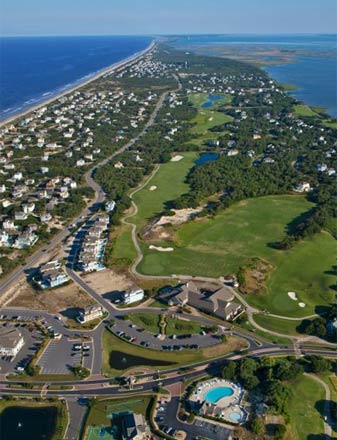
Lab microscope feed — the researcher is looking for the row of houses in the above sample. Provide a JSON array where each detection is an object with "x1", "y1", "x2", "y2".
[{"x1": 77, "y1": 215, "x2": 110, "y2": 272}]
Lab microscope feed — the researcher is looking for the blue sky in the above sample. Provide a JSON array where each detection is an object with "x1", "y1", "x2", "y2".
[{"x1": 1, "y1": 0, "x2": 336, "y2": 36}]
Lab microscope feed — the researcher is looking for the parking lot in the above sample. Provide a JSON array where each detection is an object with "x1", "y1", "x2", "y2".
[
  {"x1": 112, "y1": 315, "x2": 222, "y2": 351},
  {"x1": 0, "y1": 322, "x2": 44, "y2": 375},
  {"x1": 37, "y1": 337, "x2": 93, "y2": 375},
  {"x1": 155, "y1": 396, "x2": 232, "y2": 440}
]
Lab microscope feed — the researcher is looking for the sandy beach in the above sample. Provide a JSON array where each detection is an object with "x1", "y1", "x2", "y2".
[{"x1": 0, "y1": 40, "x2": 155, "y2": 128}]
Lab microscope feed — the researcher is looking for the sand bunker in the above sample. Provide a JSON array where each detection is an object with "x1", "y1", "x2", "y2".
[
  {"x1": 298, "y1": 302, "x2": 306, "y2": 308},
  {"x1": 209, "y1": 117, "x2": 214, "y2": 121},
  {"x1": 149, "y1": 185, "x2": 157, "y2": 191},
  {"x1": 288, "y1": 292, "x2": 298, "y2": 301},
  {"x1": 171, "y1": 155, "x2": 184, "y2": 162},
  {"x1": 149, "y1": 245, "x2": 174, "y2": 252}
]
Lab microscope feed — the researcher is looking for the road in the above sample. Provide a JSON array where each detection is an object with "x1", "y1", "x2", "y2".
[
  {"x1": 304, "y1": 373, "x2": 334, "y2": 439},
  {"x1": 0, "y1": 41, "x2": 158, "y2": 298}
]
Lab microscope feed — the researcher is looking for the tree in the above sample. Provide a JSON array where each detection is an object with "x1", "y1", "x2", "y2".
[
  {"x1": 222, "y1": 362, "x2": 237, "y2": 381},
  {"x1": 250, "y1": 416, "x2": 266, "y2": 437},
  {"x1": 306, "y1": 355, "x2": 332, "y2": 373}
]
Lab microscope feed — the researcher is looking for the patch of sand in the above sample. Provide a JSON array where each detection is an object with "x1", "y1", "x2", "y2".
[
  {"x1": 149, "y1": 185, "x2": 157, "y2": 191},
  {"x1": 288, "y1": 292, "x2": 298, "y2": 301},
  {"x1": 171, "y1": 155, "x2": 184, "y2": 162},
  {"x1": 7, "y1": 280, "x2": 96, "y2": 315},
  {"x1": 299, "y1": 302, "x2": 306, "y2": 308},
  {"x1": 208, "y1": 117, "x2": 214, "y2": 121},
  {"x1": 83, "y1": 268, "x2": 134, "y2": 296},
  {"x1": 156, "y1": 207, "x2": 203, "y2": 226},
  {"x1": 149, "y1": 245, "x2": 174, "y2": 252}
]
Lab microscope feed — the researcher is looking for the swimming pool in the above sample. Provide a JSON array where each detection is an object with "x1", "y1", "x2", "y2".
[
  {"x1": 204, "y1": 386, "x2": 234, "y2": 404},
  {"x1": 230, "y1": 412, "x2": 242, "y2": 422}
]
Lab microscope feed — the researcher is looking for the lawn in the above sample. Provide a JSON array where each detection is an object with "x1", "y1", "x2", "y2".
[
  {"x1": 127, "y1": 313, "x2": 161, "y2": 334},
  {"x1": 111, "y1": 151, "x2": 198, "y2": 263},
  {"x1": 101, "y1": 329, "x2": 247, "y2": 376},
  {"x1": 191, "y1": 111, "x2": 232, "y2": 135},
  {"x1": 132, "y1": 151, "x2": 198, "y2": 230},
  {"x1": 85, "y1": 396, "x2": 152, "y2": 427},
  {"x1": 165, "y1": 317, "x2": 203, "y2": 336},
  {"x1": 137, "y1": 195, "x2": 336, "y2": 317},
  {"x1": 85, "y1": 396, "x2": 153, "y2": 440},
  {"x1": 253, "y1": 314, "x2": 301, "y2": 336},
  {"x1": 293, "y1": 104, "x2": 318, "y2": 117},
  {"x1": 288, "y1": 375, "x2": 325, "y2": 440},
  {"x1": 106, "y1": 225, "x2": 137, "y2": 266},
  {"x1": 188, "y1": 92, "x2": 233, "y2": 137},
  {"x1": 127, "y1": 313, "x2": 204, "y2": 336}
]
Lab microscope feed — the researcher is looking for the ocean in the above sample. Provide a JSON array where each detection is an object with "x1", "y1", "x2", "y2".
[
  {"x1": 0, "y1": 35, "x2": 152, "y2": 121},
  {"x1": 173, "y1": 34, "x2": 337, "y2": 117}
]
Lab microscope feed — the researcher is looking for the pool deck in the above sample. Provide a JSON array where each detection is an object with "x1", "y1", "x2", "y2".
[{"x1": 189, "y1": 379, "x2": 248, "y2": 425}]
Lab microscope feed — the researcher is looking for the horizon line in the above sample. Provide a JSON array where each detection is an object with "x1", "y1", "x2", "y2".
[{"x1": 1, "y1": 32, "x2": 336, "y2": 38}]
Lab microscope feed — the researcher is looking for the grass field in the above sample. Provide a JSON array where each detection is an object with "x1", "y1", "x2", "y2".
[
  {"x1": 102, "y1": 329, "x2": 247, "y2": 376},
  {"x1": 128, "y1": 313, "x2": 204, "y2": 336},
  {"x1": 188, "y1": 92, "x2": 233, "y2": 139},
  {"x1": 137, "y1": 195, "x2": 336, "y2": 316},
  {"x1": 128, "y1": 313, "x2": 161, "y2": 334},
  {"x1": 85, "y1": 396, "x2": 152, "y2": 440},
  {"x1": 165, "y1": 317, "x2": 203, "y2": 336},
  {"x1": 132, "y1": 151, "x2": 198, "y2": 230},
  {"x1": 253, "y1": 314, "x2": 301, "y2": 335},
  {"x1": 191, "y1": 111, "x2": 233, "y2": 134},
  {"x1": 288, "y1": 375, "x2": 325, "y2": 440},
  {"x1": 293, "y1": 104, "x2": 318, "y2": 117}
]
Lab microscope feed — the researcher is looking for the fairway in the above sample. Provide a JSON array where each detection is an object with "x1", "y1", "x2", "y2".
[
  {"x1": 288, "y1": 375, "x2": 325, "y2": 440},
  {"x1": 137, "y1": 195, "x2": 336, "y2": 316},
  {"x1": 132, "y1": 151, "x2": 198, "y2": 229}
]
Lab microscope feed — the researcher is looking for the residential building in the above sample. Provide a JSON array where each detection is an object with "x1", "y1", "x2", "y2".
[
  {"x1": 35, "y1": 260, "x2": 69, "y2": 289},
  {"x1": 77, "y1": 305, "x2": 104, "y2": 324},
  {"x1": 0, "y1": 327, "x2": 25, "y2": 357},
  {"x1": 122, "y1": 288, "x2": 144, "y2": 305},
  {"x1": 121, "y1": 413, "x2": 150, "y2": 440}
]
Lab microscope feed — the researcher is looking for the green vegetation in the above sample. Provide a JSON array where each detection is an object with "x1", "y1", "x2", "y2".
[
  {"x1": 293, "y1": 104, "x2": 318, "y2": 117},
  {"x1": 127, "y1": 312, "x2": 204, "y2": 336},
  {"x1": 132, "y1": 151, "x2": 198, "y2": 230},
  {"x1": 165, "y1": 317, "x2": 203, "y2": 336},
  {"x1": 288, "y1": 375, "x2": 325, "y2": 439},
  {"x1": 127, "y1": 313, "x2": 161, "y2": 334},
  {"x1": 85, "y1": 396, "x2": 152, "y2": 427},
  {"x1": 102, "y1": 328, "x2": 247, "y2": 376},
  {"x1": 137, "y1": 195, "x2": 335, "y2": 316},
  {"x1": 253, "y1": 314, "x2": 301, "y2": 336}
]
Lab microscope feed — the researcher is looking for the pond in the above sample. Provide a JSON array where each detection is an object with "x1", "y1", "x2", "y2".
[
  {"x1": 0, "y1": 406, "x2": 58, "y2": 440},
  {"x1": 201, "y1": 95, "x2": 224, "y2": 108},
  {"x1": 195, "y1": 152, "x2": 219, "y2": 166},
  {"x1": 109, "y1": 350, "x2": 174, "y2": 370}
]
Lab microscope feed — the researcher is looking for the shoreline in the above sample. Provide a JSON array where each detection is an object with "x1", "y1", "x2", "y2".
[{"x1": 0, "y1": 40, "x2": 156, "y2": 128}]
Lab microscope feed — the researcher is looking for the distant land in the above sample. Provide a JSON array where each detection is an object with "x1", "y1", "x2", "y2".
[{"x1": 172, "y1": 34, "x2": 337, "y2": 117}]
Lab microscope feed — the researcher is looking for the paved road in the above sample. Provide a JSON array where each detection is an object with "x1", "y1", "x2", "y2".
[
  {"x1": 64, "y1": 398, "x2": 87, "y2": 440},
  {"x1": 304, "y1": 373, "x2": 334, "y2": 439},
  {"x1": 0, "y1": 42, "x2": 157, "y2": 299}
]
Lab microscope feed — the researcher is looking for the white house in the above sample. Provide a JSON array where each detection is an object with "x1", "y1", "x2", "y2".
[
  {"x1": 105, "y1": 200, "x2": 116, "y2": 212},
  {"x1": 122, "y1": 288, "x2": 144, "y2": 305},
  {"x1": 0, "y1": 327, "x2": 25, "y2": 357},
  {"x1": 294, "y1": 182, "x2": 311, "y2": 193}
]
